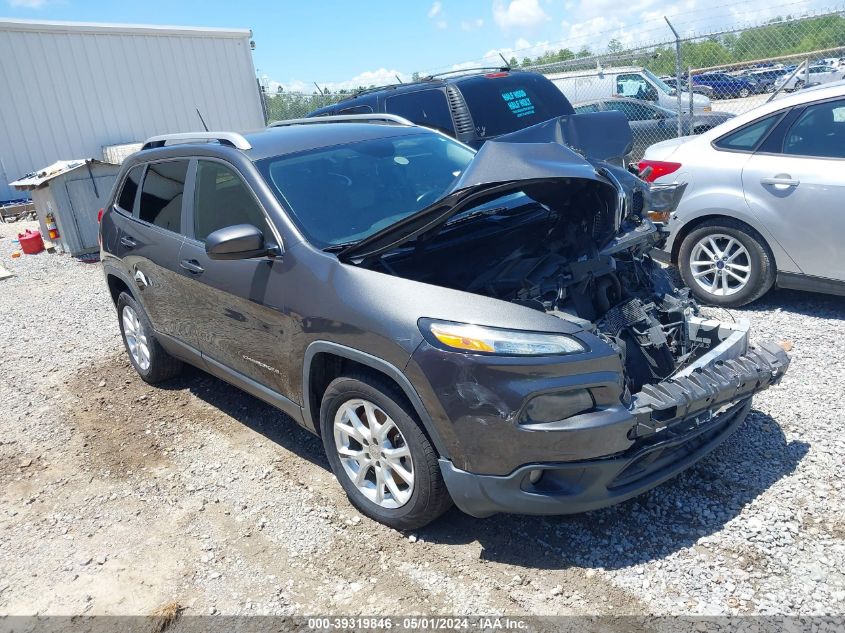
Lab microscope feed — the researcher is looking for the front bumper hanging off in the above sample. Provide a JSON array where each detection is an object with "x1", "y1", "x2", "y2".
[{"x1": 439, "y1": 336, "x2": 790, "y2": 518}]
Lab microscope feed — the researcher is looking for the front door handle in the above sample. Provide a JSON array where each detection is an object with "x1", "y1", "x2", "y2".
[
  {"x1": 120, "y1": 235, "x2": 137, "y2": 249},
  {"x1": 180, "y1": 259, "x2": 204, "y2": 274},
  {"x1": 760, "y1": 175, "x2": 800, "y2": 188}
]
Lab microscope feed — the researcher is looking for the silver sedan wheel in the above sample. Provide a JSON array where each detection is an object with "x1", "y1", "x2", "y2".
[
  {"x1": 122, "y1": 305, "x2": 151, "y2": 371},
  {"x1": 333, "y1": 399, "x2": 414, "y2": 509},
  {"x1": 689, "y1": 234, "x2": 751, "y2": 297}
]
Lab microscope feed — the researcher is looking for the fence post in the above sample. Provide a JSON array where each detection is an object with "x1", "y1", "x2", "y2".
[{"x1": 664, "y1": 16, "x2": 684, "y2": 138}]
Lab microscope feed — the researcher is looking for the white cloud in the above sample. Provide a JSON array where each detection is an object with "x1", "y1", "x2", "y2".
[
  {"x1": 483, "y1": 38, "x2": 557, "y2": 62},
  {"x1": 460, "y1": 18, "x2": 485, "y2": 31},
  {"x1": 436, "y1": 19, "x2": 449, "y2": 29},
  {"x1": 492, "y1": 0, "x2": 550, "y2": 30},
  {"x1": 428, "y1": 1, "x2": 442, "y2": 18},
  {"x1": 8, "y1": 0, "x2": 48, "y2": 7},
  {"x1": 267, "y1": 68, "x2": 410, "y2": 94}
]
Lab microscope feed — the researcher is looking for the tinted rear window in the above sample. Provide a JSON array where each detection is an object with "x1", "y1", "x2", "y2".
[
  {"x1": 138, "y1": 160, "x2": 188, "y2": 233},
  {"x1": 457, "y1": 73, "x2": 574, "y2": 138},
  {"x1": 386, "y1": 89, "x2": 455, "y2": 134}
]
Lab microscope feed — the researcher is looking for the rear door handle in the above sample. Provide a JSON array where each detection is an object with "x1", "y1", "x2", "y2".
[
  {"x1": 180, "y1": 259, "x2": 204, "y2": 274},
  {"x1": 120, "y1": 235, "x2": 137, "y2": 249},
  {"x1": 760, "y1": 175, "x2": 799, "y2": 187}
]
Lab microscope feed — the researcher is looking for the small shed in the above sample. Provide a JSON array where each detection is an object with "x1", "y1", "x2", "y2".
[{"x1": 10, "y1": 159, "x2": 121, "y2": 256}]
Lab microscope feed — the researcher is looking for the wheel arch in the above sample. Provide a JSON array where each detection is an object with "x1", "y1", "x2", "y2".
[
  {"x1": 302, "y1": 342, "x2": 450, "y2": 459},
  {"x1": 105, "y1": 268, "x2": 135, "y2": 306}
]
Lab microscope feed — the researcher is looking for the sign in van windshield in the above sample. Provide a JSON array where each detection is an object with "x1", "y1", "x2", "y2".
[{"x1": 501, "y1": 89, "x2": 535, "y2": 118}]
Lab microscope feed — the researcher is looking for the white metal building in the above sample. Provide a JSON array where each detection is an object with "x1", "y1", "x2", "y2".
[{"x1": 0, "y1": 19, "x2": 265, "y2": 202}]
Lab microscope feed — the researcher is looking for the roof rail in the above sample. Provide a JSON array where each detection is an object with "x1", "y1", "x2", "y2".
[
  {"x1": 268, "y1": 113, "x2": 414, "y2": 128},
  {"x1": 141, "y1": 132, "x2": 252, "y2": 151},
  {"x1": 422, "y1": 66, "x2": 510, "y2": 81}
]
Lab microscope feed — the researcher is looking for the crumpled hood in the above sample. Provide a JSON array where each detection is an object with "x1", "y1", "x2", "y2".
[{"x1": 339, "y1": 111, "x2": 636, "y2": 263}]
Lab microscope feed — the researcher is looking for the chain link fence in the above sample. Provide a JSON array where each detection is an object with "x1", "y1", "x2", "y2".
[{"x1": 260, "y1": 9, "x2": 845, "y2": 160}]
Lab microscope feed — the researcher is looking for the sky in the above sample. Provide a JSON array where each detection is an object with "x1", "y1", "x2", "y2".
[{"x1": 1, "y1": 0, "x2": 837, "y2": 92}]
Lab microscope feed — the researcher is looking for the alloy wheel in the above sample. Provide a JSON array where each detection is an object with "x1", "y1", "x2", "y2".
[
  {"x1": 122, "y1": 305, "x2": 151, "y2": 371},
  {"x1": 333, "y1": 399, "x2": 414, "y2": 509},
  {"x1": 689, "y1": 234, "x2": 752, "y2": 297}
]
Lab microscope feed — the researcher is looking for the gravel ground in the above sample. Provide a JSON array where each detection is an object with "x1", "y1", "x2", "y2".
[{"x1": 0, "y1": 218, "x2": 843, "y2": 618}]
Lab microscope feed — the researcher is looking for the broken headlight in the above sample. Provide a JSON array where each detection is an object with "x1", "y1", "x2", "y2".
[{"x1": 421, "y1": 320, "x2": 586, "y2": 356}]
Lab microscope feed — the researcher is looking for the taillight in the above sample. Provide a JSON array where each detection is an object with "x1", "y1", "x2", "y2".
[
  {"x1": 97, "y1": 208, "x2": 104, "y2": 223},
  {"x1": 638, "y1": 160, "x2": 682, "y2": 183}
]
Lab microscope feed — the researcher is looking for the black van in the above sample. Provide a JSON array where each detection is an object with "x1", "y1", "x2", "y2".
[{"x1": 306, "y1": 68, "x2": 575, "y2": 148}]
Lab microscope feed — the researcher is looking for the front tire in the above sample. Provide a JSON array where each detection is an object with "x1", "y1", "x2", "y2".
[
  {"x1": 738, "y1": 87, "x2": 750, "y2": 98},
  {"x1": 678, "y1": 220, "x2": 775, "y2": 307},
  {"x1": 117, "y1": 292, "x2": 182, "y2": 383},
  {"x1": 320, "y1": 374, "x2": 452, "y2": 530}
]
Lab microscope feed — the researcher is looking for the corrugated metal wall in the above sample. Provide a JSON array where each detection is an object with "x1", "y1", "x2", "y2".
[{"x1": 0, "y1": 20, "x2": 265, "y2": 202}]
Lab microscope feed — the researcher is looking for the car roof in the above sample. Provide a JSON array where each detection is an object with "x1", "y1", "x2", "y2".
[
  {"x1": 135, "y1": 122, "x2": 431, "y2": 164},
  {"x1": 309, "y1": 68, "x2": 537, "y2": 114}
]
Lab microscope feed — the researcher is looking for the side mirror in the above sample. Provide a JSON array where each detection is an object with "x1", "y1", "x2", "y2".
[
  {"x1": 645, "y1": 88, "x2": 658, "y2": 101},
  {"x1": 205, "y1": 224, "x2": 272, "y2": 260}
]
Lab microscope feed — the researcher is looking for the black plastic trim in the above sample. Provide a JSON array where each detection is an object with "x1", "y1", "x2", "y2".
[{"x1": 440, "y1": 398, "x2": 751, "y2": 518}]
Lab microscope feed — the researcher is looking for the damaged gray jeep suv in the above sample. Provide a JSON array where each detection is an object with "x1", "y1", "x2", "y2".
[{"x1": 100, "y1": 113, "x2": 789, "y2": 530}]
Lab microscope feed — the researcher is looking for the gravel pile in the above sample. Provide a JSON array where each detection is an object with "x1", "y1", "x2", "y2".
[{"x1": 0, "y1": 217, "x2": 842, "y2": 617}]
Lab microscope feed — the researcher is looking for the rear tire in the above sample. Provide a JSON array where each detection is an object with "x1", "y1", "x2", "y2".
[
  {"x1": 678, "y1": 220, "x2": 775, "y2": 307},
  {"x1": 738, "y1": 87, "x2": 750, "y2": 98},
  {"x1": 117, "y1": 292, "x2": 182, "y2": 383},
  {"x1": 320, "y1": 374, "x2": 452, "y2": 530}
]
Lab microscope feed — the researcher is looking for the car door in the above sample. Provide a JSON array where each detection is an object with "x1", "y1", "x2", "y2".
[
  {"x1": 115, "y1": 159, "x2": 189, "y2": 338},
  {"x1": 176, "y1": 158, "x2": 293, "y2": 393},
  {"x1": 741, "y1": 97, "x2": 845, "y2": 280}
]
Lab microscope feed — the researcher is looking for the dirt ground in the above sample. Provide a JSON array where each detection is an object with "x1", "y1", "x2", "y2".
[{"x1": 1, "y1": 220, "x2": 843, "y2": 619}]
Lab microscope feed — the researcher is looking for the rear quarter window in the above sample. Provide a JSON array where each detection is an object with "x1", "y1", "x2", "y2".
[
  {"x1": 713, "y1": 113, "x2": 782, "y2": 152},
  {"x1": 457, "y1": 73, "x2": 574, "y2": 138},
  {"x1": 385, "y1": 89, "x2": 455, "y2": 135},
  {"x1": 116, "y1": 165, "x2": 143, "y2": 214}
]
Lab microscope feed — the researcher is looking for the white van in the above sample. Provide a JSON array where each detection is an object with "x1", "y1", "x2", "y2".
[{"x1": 546, "y1": 66, "x2": 712, "y2": 113}]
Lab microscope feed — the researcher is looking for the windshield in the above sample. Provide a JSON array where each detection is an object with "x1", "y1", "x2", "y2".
[
  {"x1": 457, "y1": 72, "x2": 575, "y2": 138},
  {"x1": 256, "y1": 132, "x2": 475, "y2": 248},
  {"x1": 643, "y1": 68, "x2": 675, "y2": 95}
]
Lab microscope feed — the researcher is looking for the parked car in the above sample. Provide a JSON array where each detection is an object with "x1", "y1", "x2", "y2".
[
  {"x1": 692, "y1": 73, "x2": 756, "y2": 99},
  {"x1": 661, "y1": 76, "x2": 715, "y2": 99},
  {"x1": 774, "y1": 65, "x2": 844, "y2": 91},
  {"x1": 739, "y1": 68, "x2": 790, "y2": 93},
  {"x1": 100, "y1": 117, "x2": 789, "y2": 529},
  {"x1": 640, "y1": 83, "x2": 845, "y2": 306},
  {"x1": 573, "y1": 98, "x2": 734, "y2": 160},
  {"x1": 545, "y1": 66, "x2": 712, "y2": 113},
  {"x1": 306, "y1": 68, "x2": 576, "y2": 149}
]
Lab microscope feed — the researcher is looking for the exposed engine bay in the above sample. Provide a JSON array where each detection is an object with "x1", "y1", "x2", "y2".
[
  {"x1": 337, "y1": 113, "x2": 752, "y2": 397},
  {"x1": 369, "y1": 182, "x2": 702, "y2": 396}
]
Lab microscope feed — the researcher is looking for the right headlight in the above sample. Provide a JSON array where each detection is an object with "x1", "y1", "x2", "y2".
[{"x1": 421, "y1": 320, "x2": 586, "y2": 356}]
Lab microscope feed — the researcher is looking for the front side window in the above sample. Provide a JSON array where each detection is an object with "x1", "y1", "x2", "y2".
[
  {"x1": 138, "y1": 160, "x2": 188, "y2": 232},
  {"x1": 256, "y1": 132, "x2": 475, "y2": 248},
  {"x1": 713, "y1": 113, "x2": 781, "y2": 152},
  {"x1": 193, "y1": 161, "x2": 271, "y2": 242},
  {"x1": 386, "y1": 90, "x2": 455, "y2": 135},
  {"x1": 783, "y1": 99, "x2": 845, "y2": 159},
  {"x1": 604, "y1": 101, "x2": 655, "y2": 121},
  {"x1": 616, "y1": 74, "x2": 650, "y2": 99},
  {"x1": 117, "y1": 165, "x2": 143, "y2": 213}
]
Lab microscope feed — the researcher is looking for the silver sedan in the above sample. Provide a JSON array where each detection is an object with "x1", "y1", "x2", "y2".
[{"x1": 640, "y1": 83, "x2": 845, "y2": 307}]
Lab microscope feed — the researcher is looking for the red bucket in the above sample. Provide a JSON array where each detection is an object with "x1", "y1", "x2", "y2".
[{"x1": 18, "y1": 229, "x2": 45, "y2": 255}]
